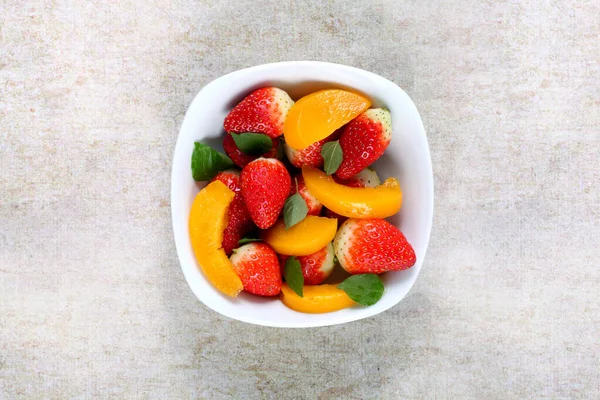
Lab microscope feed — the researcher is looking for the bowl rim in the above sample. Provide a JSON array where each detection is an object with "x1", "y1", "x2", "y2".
[{"x1": 171, "y1": 61, "x2": 434, "y2": 328}]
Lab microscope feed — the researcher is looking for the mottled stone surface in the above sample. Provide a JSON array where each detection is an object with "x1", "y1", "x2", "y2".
[{"x1": 1, "y1": 1, "x2": 599, "y2": 399}]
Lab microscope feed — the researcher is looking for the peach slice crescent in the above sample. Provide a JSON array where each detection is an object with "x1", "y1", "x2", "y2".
[
  {"x1": 189, "y1": 180, "x2": 244, "y2": 297},
  {"x1": 302, "y1": 166, "x2": 402, "y2": 219},
  {"x1": 283, "y1": 89, "x2": 371, "y2": 150},
  {"x1": 261, "y1": 215, "x2": 337, "y2": 256},
  {"x1": 280, "y1": 284, "x2": 356, "y2": 313}
]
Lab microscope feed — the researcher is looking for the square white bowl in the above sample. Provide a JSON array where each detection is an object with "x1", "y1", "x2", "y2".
[{"x1": 171, "y1": 61, "x2": 433, "y2": 328}]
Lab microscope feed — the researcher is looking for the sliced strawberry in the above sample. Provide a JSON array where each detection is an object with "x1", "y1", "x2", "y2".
[
  {"x1": 290, "y1": 174, "x2": 322, "y2": 216},
  {"x1": 210, "y1": 170, "x2": 254, "y2": 255},
  {"x1": 241, "y1": 158, "x2": 291, "y2": 229},
  {"x1": 279, "y1": 243, "x2": 335, "y2": 285},
  {"x1": 335, "y1": 109, "x2": 392, "y2": 180},
  {"x1": 223, "y1": 133, "x2": 281, "y2": 168},
  {"x1": 230, "y1": 242, "x2": 282, "y2": 296},
  {"x1": 224, "y1": 87, "x2": 293, "y2": 138},
  {"x1": 333, "y1": 218, "x2": 416, "y2": 274}
]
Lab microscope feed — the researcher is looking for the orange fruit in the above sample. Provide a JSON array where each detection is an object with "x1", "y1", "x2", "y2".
[
  {"x1": 280, "y1": 284, "x2": 355, "y2": 313},
  {"x1": 302, "y1": 166, "x2": 402, "y2": 218},
  {"x1": 283, "y1": 89, "x2": 371, "y2": 150},
  {"x1": 260, "y1": 216, "x2": 337, "y2": 256},
  {"x1": 189, "y1": 180, "x2": 243, "y2": 297}
]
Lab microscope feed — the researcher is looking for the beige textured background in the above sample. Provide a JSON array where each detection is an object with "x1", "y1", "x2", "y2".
[{"x1": 1, "y1": 1, "x2": 599, "y2": 399}]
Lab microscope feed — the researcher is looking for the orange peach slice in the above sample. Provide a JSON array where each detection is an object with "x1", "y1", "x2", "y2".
[
  {"x1": 261, "y1": 216, "x2": 337, "y2": 256},
  {"x1": 302, "y1": 166, "x2": 402, "y2": 219},
  {"x1": 280, "y1": 284, "x2": 356, "y2": 313},
  {"x1": 283, "y1": 89, "x2": 371, "y2": 150},
  {"x1": 189, "y1": 180, "x2": 243, "y2": 297}
]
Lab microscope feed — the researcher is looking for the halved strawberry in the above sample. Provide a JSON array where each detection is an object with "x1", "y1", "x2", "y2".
[
  {"x1": 279, "y1": 243, "x2": 335, "y2": 285},
  {"x1": 210, "y1": 170, "x2": 254, "y2": 255},
  {"x1": 333, "y1": 218, "x2": 416, "y2": 274},
  {"x1": 224, "y1": 87, "x2": 294, "y2": 138},
  {"x1": 223, "y1": 134, "x2": 281, "y2": 168},
  {"x1": 241, "y1": 158, "x2": 291, "y2": 229},
  {"x1": 230, "y1": 242, "x2": 282, "y2": 296},
  {"x1": 335, "y1": 109, "x2": 392, "y2": 180},
  {"x1": 290, "y1": 174, "x2": 322, "y2": 216}
]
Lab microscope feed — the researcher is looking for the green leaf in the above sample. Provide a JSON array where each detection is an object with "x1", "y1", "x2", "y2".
[
  {"x1": 338, "y1": 274, "x2": 384, "y2": 306},
  {"x1": 284, "y1": 257, "x2": 304, "y2": 297},
  {"x1": 230, "y1": 133, "x2": 273, "y2": 155},
  {"x1": 283, "y1": 193, "x2": 308, "y2": 229},
  {"x1": 321, "y1": 140, "x2": 343, "y2": 175},
  {"x1": 237, "y1": 237, "x2": 262, "y2": 245},
  {"x1": 191, "y1": 142, "x2": 233, "y2": 181}
]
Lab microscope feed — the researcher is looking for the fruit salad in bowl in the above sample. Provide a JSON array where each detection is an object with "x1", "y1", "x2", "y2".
[{"x1": 171, "y1": 62, "x2": 433, "y2": 327}]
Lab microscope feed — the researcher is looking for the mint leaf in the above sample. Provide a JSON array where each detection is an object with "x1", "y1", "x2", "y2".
[
  {"x1": 283, "y1": 193, "x2": 308, "y2": 229},
  {"x1": 237, "y1": 237, "x2": 262, "y2": 245},
  {"x1": 191, "y1": 142, "x2": 233, "y2": 181},
  {"x1": 231, "y1": 133, "x2": 272, "y2": 155},
  {"x1": 338, "y1": 274, "x2": 384, "y2": 306},
  {"x1": 321, "y1": 140, "x2": 343, "y2": 175},
  {"x1": 284, "y1": 257, "x2": 304, "y2": 297}
]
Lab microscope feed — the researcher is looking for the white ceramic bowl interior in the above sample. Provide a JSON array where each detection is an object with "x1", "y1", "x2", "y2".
[{"x1": 171, "y1": 61, "x2": 433, "y2": 328}]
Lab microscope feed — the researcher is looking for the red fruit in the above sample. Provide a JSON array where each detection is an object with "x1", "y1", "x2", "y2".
[
  {"x1": 224, "y1": 87, "x2": 294, "y2": 139},
  {"x1": 223, "y1": 133, "x2": 281, "y2": 168},
  {"x1": 290, "y1": 174, "x2": 322, "y2": 216},
  {"x1": 333, "y1": 218, "x2": 416, "y2": 274},
  {"x1": 284, "y1": 137, "x2": 326, "y2": 169},
  {"x1": 230, "y1": 243, "x2": 282, "y2": 296},
  {"x1": 335, "y1": 167, "x2": 381, "y2": 188},
  {"x1": 322, "y1": 208, "x2": 347, "y2": 226},
  {"x1": 283, "y1": 131, "x2": 339, "y2": 168},
  {"x1": 211, "y1": 170, "x2": 254, "y2": 255},
  {"x1": 335, "y1": 109, "x2": 392, "y2": 180},
  {"x1": 241, "y1": 158, "x2": 291, "y2": 229},
  {"x1": 279, "y1": 243, "x2": 335, "y2": 285}
]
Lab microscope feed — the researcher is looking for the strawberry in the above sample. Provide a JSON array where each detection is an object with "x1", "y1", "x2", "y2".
[
  {"x1": 284, "y1": 131, "x2": 339, "y2": 168},
  {"x1": 210, "y1": 170, "x2": 254, "y2": 255},
  {"x1": 224, "y1": 87, "x2": 294, "y2": 138},
  {"x1": 335, "y1": 109, "x2": 392, "y2": 180},
  {"x1": 290, "y1": 174, "x2": 322, "y2": 216},
  {"x1": 223, "y1": 133, "x2": 281, "y2": 168},
  {"x1": 335, "y1": 167, "x2": 380, "y2": 188},
  {"x1": 230, "y1": 242, "x2": 282, "y2": 296},
  {"x1": 241, "y1": 158, "x2": 291, "y2": 229},
  {"x1": 279, "y1": 243, "x2": 335, "y2": 285},
  {"x1": 333, "y1": 218, "x2": 416, "y2": 274}
]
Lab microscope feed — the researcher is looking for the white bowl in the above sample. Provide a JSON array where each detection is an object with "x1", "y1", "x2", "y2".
[{"x1": 171, "y1": 61, "x2": 433, "y2": 328}]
